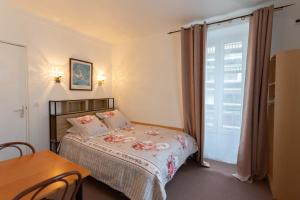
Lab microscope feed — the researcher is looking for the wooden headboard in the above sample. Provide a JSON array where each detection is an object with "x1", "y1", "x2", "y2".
[{"x1": 49, "y1": 98, "x2": 114, "y2": 152}]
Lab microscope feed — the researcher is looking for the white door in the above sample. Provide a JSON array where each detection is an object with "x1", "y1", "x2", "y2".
[
  {"x1": 204, "y1": 21, "x2": 249, "y2": 164},
  {"x1": 0, "y1": 41, "x2": 28, "y2": 160}
]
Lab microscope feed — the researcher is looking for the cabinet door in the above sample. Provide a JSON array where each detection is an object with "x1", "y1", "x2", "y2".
[{"x1": 273, "y1": 50, "x2": 300, "y2": 200}]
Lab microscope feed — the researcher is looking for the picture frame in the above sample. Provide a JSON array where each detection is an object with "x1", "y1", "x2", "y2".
[{"x1": 69, "y1": 58, "x2": 93, "y2": 91}]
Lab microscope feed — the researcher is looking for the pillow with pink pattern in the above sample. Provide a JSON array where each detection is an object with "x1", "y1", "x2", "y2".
[
  {"x1": 96, "y1": 110, "x2": 132, "y2": 129},
  {"x1": 67, "y1": 115, "x2": 108, "y2": 138}
]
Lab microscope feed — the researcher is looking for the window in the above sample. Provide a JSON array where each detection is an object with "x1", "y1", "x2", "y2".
[{"x1": 204, "y1": 20, "x2": 249, "y2": 164}]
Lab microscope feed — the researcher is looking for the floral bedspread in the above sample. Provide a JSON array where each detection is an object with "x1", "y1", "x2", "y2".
[{"x1": 59, "y1": 124, "x2": 198, "y2": 200}]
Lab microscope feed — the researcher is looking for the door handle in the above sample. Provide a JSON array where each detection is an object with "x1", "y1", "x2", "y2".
[{"x1": 14, "y1": 105, "x2": 25, "y2": 118}]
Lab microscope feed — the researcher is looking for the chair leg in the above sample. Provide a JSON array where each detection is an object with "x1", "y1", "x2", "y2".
[{"x1": 76, "y1": 183, "x2": 83, "y2": 200}]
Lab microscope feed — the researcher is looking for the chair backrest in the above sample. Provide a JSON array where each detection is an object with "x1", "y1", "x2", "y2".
[
  {"x1": 13, "y1": 171, "x2": 82, "y2": 200},
  {"x1": 0, "y1": 142, "x2": 35, "y2": 157}
]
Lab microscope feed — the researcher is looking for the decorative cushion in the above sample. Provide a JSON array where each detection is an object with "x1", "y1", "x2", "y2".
[
  {"x1": 96, "y1": 110, "x2": 132, "y2": 129},
  {"x1": 67, "y1": 115, "x2": 108, "y2": 138}
]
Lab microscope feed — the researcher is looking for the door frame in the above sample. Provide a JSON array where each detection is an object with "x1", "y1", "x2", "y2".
[{"x1": 0, "y1": 40, "x2": 30, "y2": 144}]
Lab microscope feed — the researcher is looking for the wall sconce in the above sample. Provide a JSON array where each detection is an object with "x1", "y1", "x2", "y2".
[
  {"x1": 52, "y1": 67, "x2": 64, "y2": 83},
  {"x1": 97, "y1": 74, "x2": 106, "y2": 86}
]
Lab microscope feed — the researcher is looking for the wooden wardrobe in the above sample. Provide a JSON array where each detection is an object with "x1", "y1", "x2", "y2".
[{"x1": 267, "y1": 49, "x2": 300, "y2": 200}]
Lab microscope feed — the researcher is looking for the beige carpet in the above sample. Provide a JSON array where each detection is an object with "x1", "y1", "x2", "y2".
[{"x1": 83, "y1": 159, "x2": 273, "y2": 200}]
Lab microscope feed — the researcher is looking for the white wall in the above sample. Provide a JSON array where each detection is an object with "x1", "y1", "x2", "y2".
[
  {"x1": 111, "y1": 2, "x2": 270, "y2": 129},
  {"x1": 272, "y1": 0, "x2": 300, "y2": 54},
  {"x1": 1, "y1": 0, "x2": 298, "y2": 150},
  {"x1": 0, "y1": 1, "x2": 112, "y2": 150},
  {"x1": 112, "y1": 1, "x2": 300, "y2": 129},
  {"x1": 112, "y1": 33, "x2": 183, "y2": 128}
]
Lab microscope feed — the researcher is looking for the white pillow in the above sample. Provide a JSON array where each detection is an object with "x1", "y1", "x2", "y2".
[
  {"x1": 66, "y1": 126, "x2": 80, "y2": 134},
  {"x1": 67, "y1": 115, "x2": 108, "y2": 138},
  {"x1": 96, "y1": 110, "x2": 132, "y2": 129}
]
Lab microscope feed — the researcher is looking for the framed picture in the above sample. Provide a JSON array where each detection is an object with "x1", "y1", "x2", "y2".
[{"x1": 69, "y1": 58, "x2": 93, "y2": 91}]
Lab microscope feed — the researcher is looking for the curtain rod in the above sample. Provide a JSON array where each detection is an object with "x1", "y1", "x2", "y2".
[{"x1": 168, "y1": 4, "x2": 294, "y2": 34}]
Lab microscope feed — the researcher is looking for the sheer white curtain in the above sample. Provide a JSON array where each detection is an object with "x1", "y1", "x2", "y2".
[{"x1": 204, "y1": 20, "x2": 249, "y2": 164}]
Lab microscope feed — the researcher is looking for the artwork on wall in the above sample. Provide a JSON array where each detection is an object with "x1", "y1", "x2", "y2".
[{"x1": 69, "y1": 58, "x2": 93, "y2": 91}]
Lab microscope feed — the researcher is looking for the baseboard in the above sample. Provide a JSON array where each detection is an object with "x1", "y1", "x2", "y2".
[{"x1": 131, "y1": 121, "x2": 184, "y2": 131}]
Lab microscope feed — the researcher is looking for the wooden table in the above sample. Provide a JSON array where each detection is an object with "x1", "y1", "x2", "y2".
[{"x1": 0, "y1": 150, "x2": 90, "y2": 200}]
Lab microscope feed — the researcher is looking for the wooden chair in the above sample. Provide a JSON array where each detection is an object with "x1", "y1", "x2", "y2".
[
  {"x1": 13, "y1": 171, "x2": 82, "y2": 200},
  {"x1": 0, "y1": 142, "x2": 35, "y2": 157}
]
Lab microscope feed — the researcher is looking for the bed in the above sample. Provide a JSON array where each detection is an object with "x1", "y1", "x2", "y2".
[{"x1": 59, "y1": 123, "x2": 197, "y2": 200}]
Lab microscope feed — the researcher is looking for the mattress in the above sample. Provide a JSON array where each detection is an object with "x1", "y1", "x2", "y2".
[{"x1": 59, "y1": 124, "x2": 198, "y2": 200}]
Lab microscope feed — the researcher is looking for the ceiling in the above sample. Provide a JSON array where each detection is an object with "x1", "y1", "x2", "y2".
[{"x1": 12, "y1": 0, "x2": 269, "y2": 44}]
